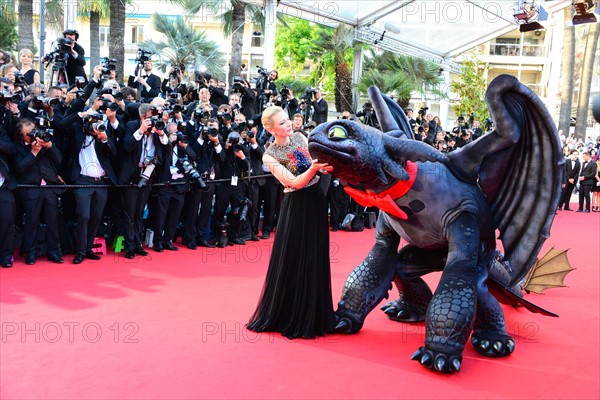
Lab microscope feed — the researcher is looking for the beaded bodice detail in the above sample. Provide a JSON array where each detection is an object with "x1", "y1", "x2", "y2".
[
  {"x1": 265, "y1": 132, "x2": 319, "y2": 192},
  {"x1": 265, "y1": 132, "x2": 312, "y2": 176}
]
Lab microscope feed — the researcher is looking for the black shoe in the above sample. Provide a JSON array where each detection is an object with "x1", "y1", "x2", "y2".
[
  {"x1": 564, "y1": 207, "x2": 572, "y2": 211},
  {"x1": 230, "y1": 238, "x2": 246, "y2": 245},
  {"x1": 249, "y1": 235, "x2": 260, "y2": 242},
  {"x1": 584, "y1": 209, "x2": 591, "y2": 213},
  {"x1": 73, "y1": 253, "x2": 85, "y2": 264},
  {"x1": 261, "y1": 232, "x2": 270, "y2": 239},
  {"x1": 85, "y1": 250, "x2": 101, "y2": 260},
  {"x1": 199, "y1": 240, "x2": 215, "y2": 248},
  {"x1": 25, "y1": 254, "x2": 36, "y2": 265},
  {"x1": 125, "y1": 250, "x2": 135, "y2": 259},
  {"x1": 331, "y1": 226, "x2": 339, "y2": 232},
  {"x1": 164, "y1": 241, "x2": 179, "y2": 251},
  {"x1": 153, "y1": 243, "x2": 164, "y2": 253},
  {"x1": 576, "y1": 209, "x2": 583, "y2": 212},
  {"x1": 134, "y1": 247, "x2": 149, "y2": 256},
  {"x1": 1, "y1": 260, "x2": 12, "y2": 268},
  {"x1": 48, "y1": 254, "x2": 64, "y2": 264},
  {"x1": 187, "y1": 242, "x2": 197, "y2": 250}
]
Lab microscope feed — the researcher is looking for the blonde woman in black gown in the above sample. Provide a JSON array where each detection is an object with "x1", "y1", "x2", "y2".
[{"x1": 247, "y1": 106, "x2": 336, "y2": 339}]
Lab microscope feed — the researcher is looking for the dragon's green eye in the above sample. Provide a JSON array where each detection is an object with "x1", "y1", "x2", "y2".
[{"x1": 328, "y1": 126, "x2": 348, "y2": 140}]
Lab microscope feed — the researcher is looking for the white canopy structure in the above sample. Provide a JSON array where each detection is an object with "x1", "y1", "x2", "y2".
[{"x1": 245, "y1": 0, "x2": 572, "y2": 72}]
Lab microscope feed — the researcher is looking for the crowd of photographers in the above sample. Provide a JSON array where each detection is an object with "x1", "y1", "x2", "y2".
[{"x1": 0, "y1": 33, "x2": 341, "y2": 268}]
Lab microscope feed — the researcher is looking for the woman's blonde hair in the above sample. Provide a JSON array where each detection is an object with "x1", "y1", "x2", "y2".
[
  {"x1": 19, "y1": 49, "x2": 34, "y2": 59},
  {"x1": 262, "y1": 106, "x2": 284, "y2": 130}
]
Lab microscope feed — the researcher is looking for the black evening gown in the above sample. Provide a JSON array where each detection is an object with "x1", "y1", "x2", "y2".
[{"x1": 247, "y1": 182, "x2": 336, "y2": 339}]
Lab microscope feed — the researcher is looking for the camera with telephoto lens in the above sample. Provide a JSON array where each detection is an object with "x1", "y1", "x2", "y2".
[
  {"x1": 175, "y1": 122, "x2": 190, "y2": 144},
  {"x1": 138, "y1": 156, "x2": 156, "y2": 188},
  {"x1": 200, "y1": 125, "x2": 219, "y2": 140},
  {"x1": 83, "y1": 114, "x2": 107, "y2": 135},
  {"x1": 177, "y1": 156, "x2": 206, "y2": 188},
  {"x1": 194, "y1": 70, "x2": 212, "y2": 88},
  {"x1": 98, "y1": 98, "x2": 119, "y2": 113},
  {"x1": 231, "y1": 76, "x2": 245, "y2": 93},
  {"x1": 280, "y1": 85, "x2": 290, "y2": 98},
  {"x1": 149, "y1": 116, "x2": 165, "y2": 131},
  {"x1": 136, "y1": 48, "x2": 152, "y2": 64},
  {"x1": 303, "y1": 86, "x2": 316, "y2": 101},
  {"x1": 217, "y1": 111, "x2": 232, "y2": 123},
  {"x1": 32, "y1": 95, "x2": 60, "y2": 109},
  {"x1": 27, "y1": 116, "x2": 54, "y2": 143},
  {"x1": 12, "y1": 71, "x2": 26, "y2": 87},
  {"x1": 0, "y1": 90, "x2": 22, "y2": 105},
  {"x1": 227, "y1": 131, "x2": 243, "y2": 152}
]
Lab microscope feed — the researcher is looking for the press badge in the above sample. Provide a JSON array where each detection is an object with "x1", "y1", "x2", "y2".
[{"x1": 231, "y1": 176, "x2": 238, "y2": 186}]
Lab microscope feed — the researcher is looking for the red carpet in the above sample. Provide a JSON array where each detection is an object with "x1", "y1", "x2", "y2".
[{"x1": 1, "y1": 207, "x2": 599, "y2": 399}]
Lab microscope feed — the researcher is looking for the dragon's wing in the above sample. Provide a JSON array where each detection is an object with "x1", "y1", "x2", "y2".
[
  {"x1": 523, "y1": 247, "x2": 575, "y2": 294},
  {"x1": 368, "y1": 86, "x2": 414, "y2": 140},
  {"x1": 448, "y1": 75, "x2": 565, "y2": 286}
]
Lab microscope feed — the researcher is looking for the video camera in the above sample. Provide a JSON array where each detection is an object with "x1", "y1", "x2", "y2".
[
  {"x1": 44, "y1": 37, "x2": 73, "y2": 67},
  {"x1": 100, "y1": 57, "x2": 117, "y2": 78},
  {"x1": 136, "y1": 48, "x2": 152, "y2": 64},
  {"x1": 256, "y1": 66, "x2": 269, "y2": 78},
  {"x1": 178, "y1": 155, "x2": 206, "y2": 188}
]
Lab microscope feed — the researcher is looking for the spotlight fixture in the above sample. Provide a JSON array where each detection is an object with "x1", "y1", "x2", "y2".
[
  {"x1": 571, "y1": 0, "x2": 598, "y2": 25},
  {"x1": 512, "y1": 0, "x2": 548, "y2": 32}
]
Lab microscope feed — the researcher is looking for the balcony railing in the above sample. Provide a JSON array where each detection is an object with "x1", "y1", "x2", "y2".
[{"x1": 489, "y1": 43, "x2": 544, "y2": 57}]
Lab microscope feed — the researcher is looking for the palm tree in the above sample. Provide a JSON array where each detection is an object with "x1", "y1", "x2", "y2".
[
  {"x1": 575, "y1": 22, "x2": 600, "y2": 140},
  {"x1": 141, "y1": 13, "x2": 225, "y2": 78},
  {"x1": 78, "y1": 0, "x2": 110, "y2": 70},
  {"x1": 109, "y1": 0, "x2": 126, "y2": 82},
  {"x1": 558, "y1": 6, "x2": 575, "y2": 137},
  {"x1": 18, "y1": 0, "x2": 34, "y2": 51},
  {"x1": 312, "y1": 24, "x2": 356, "y2": 112},
  {"x1": 0, "y1": 1, "x2": 18, "y2": 52},
  {"x1": 358, "y1": 49, "x2": 444, "y2": 109},
  {"x1": 165, "y1": 0, "x2": 264, "y2": 85}
]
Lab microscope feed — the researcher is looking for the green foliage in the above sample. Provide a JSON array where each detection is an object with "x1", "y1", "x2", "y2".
[
  {"x1": 274, "y1": 16, "x2": 318, "y2": 73},
  {"x1": 0, "y1": 1, "x2": 18, "y2": 52},
  {"x1": 358, "y1": 49, "x2": 444, "y2": 107},
  {"x1": 141, "y1": 13, "x2": 225, "y2": 78},
  {"x1": 450, "y1": 54, "x2": 489, "y2": 122},
  {"x1": 275, "y1": 76, "x2": 312, "y2": 97}
]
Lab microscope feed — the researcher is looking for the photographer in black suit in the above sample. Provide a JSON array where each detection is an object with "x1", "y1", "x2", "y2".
[
  {"x1": 118, "y1": 103, "x2": 170, "y2": 259},
  {"x1": 62, "y1": 29, "x2": 87, "y2": 85},
  {"x1": 183, "y1": 118, "x2": 223, "y2": 249},
  {"x1": 128, "y1": 60, "x2": 161, "y2": 103},
  {"x1": 14, "y1": 119, "x2": 66, "y2": 264},
  {"x1": 577, "y1": 151, "x2": 598, "y2": 213},
  {"x1": 311, "y1": 88, "x2": 328, "y2": 126},
  {"x1": 63, "y1": 111, "x2": 117, "y2": 264},
  {"x1": 559, "y1": 149, "x2": 580, "y2": 211},
  {"x1": 0, "y1": 131, "x2": 17, "y2": 267}
]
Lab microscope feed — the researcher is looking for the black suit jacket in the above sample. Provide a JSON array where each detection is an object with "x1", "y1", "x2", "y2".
[
  {"x1": 312, "y1": 98, "x2": 328, "y2": 125},
  {"x1": 128, "y1": 73, "x2": 161, "y2": 102},
  {"x1": 64, "y1": 121, "x2": 117, "y2": 184},
  {"x1": 157, "y1": 141, "x2": 196, "y2": 183},
  {"x1": 118, "y1": 120, "x2": 170, "y2": 185},
  {"x1": 188, "y1": 134, "x2": 225, "y2": 180},
  {"x1": 241, "y1": 140, "x2": 265, "y2": 186},
  {"x1": 564, "y1": 158, "x2": 581, "y2": 184},
  {"x1": 0, "y1": 135, "x2": 18, "y2": 189},
  {"x1": 579, "y1": 160, "x2": 598, "y2": 186},
  {"x1": 65, "y1": 42, "x2": 87, "y2": 85},
  {"x1": 14, "y1": 141, "x2": 63, "y2": 185}
]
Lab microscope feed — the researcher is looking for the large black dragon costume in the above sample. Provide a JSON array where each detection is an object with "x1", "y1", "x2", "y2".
[{"x1": 308, "y1": 75, "x2": 564, "y2": 373}]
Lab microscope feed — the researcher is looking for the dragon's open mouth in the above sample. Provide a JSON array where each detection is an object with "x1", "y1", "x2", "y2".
[{"x1": 307, "y1": 141, "x2": 359, "y2": 164}]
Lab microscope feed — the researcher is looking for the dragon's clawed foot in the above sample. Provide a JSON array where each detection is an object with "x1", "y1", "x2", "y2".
[
  {"x1": 380, "y1": 299, "x2": 426, "y2": 322},
  {"x1": 334, "y1": 304, "x2": 364, "y2": 334},
  {"x1": 471, "y1": 329, "x2": 515, "y2": 357},
  {"x1": 411, "y1": 346, "x2": 462, "y2": 373}
]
